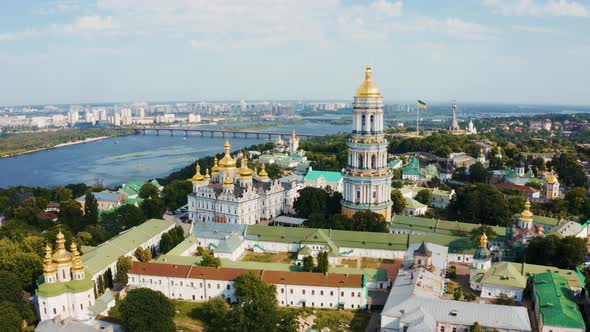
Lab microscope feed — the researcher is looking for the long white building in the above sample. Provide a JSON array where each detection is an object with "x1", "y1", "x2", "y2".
[{"x1": 128, "y1": 262, "x2": 368, "y2": 309}]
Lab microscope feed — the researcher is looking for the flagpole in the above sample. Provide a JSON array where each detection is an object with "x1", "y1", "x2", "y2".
[{"x1": 416, "y1": 106, "x2": 419, "y2": 137}]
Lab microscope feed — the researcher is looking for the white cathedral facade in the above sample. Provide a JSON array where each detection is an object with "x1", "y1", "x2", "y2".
[{"x1": 187, "y1": 140, "x2": 302, "y2": 224}]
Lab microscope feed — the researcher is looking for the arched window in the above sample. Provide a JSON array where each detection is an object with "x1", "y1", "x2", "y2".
[
  {"x1": 370, "y1": 115, "x2": 375, "y2": 133},
  {"x1": 361, "y1": 115, "x2": 366, "y2": 132},
  {"x1": 358, "y1": 154, "x2": 364, "y2": 168},
  {"x1": 371, "y1": 154, "x2": 376, "y2": 169}
]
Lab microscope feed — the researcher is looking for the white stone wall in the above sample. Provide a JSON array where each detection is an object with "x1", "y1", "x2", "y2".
[
  {"x1": 129, "y1": 273, "x2": 367, "y2": 309},
  {"x1": 481, "y1": 285, "x2": 523, "y2": 302},
  {"x1": 38, "y1": 288, "x2": 95, "y2": 321}
]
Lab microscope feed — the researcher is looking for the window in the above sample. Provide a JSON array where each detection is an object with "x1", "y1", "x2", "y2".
[
  {"x1": 290, "y1": 289, "x2": 293, "y2": 294},
  {"x1": 44, "y1": 308, "x2": 47, "y2": 314},
  {"x1": 357, "y1": 292, "x2": 361, "y2": 297},
  {"x1": 208, "y1": 283, "x2": 211, "y2": 288},
  {"x1": 330, "y1": 291, "x2": 334, "y2": 296},
  {"x1": 159, "y1": 280, "x2": 162, "y2": 285},
  {"x1": 311, "y1": 290, "x2": 315, "y2": 295},
  {"x1": 227, "y1": 285, "x2": 231, "y2": 290},
  {"x1": 320, "y1": 290, "x2": 324, "y2": 296},
  {"x1": 281, "y1": 289, "x2": 284, "y2": 294},
  {"x1": 180, "y1": 281, "x2": 183, "y2": 286},
  {"x1": 340, "y1": 291, "x2": 344, "y2": 296},
  {"x1": 217, "y1": 284, "x2": 220, "y2": 289},
  {"x1": 53, "y1": 308, "x2": 56, "y2": 315},
  {"x1": 80, "y1": 304, "x2": 83, "y2": 310},
  {"x1": 302, "y1": 289, "x2": 305, "y2": 295},
  {"x1": 452, "y1": 328, "x2": 456, "y2": 332},
  {"x1": 191, "y1": 282, "x2": 194, "y2": 287},
  {"x1": 192, "y1": 295, "x2": 195, "y2": 300},
  {"x1": 351, "y1": 292, "x2": 354, "y2": 297}
]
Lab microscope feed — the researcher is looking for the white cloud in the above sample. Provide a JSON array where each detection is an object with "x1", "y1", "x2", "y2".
[
  {"x1": 37, "y1": 0, "x2": 81, "y2": 15},
  {"x1": 483, "y1": 0, "x2": 590, "y2": 17},
  {"x1": 0, "y1": 33, "x2": 17, "y2": 41},
  {"x1": 413, "y1": 17, "x2": 495, "y2": 41},
  {"x1": 511, "y1": 25, "x2": 556, "y2": 33},
  {"x1": 57, "y1": 16, "x2": 119, "y2": 33}
]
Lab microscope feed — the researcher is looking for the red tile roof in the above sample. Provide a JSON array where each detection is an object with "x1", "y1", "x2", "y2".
[
  {"x1": 495, "y1": 183, "x2": 538, "y2": 194},
  {"x1": 129, "y1": 262, "x2": 364, "y2": 288}
]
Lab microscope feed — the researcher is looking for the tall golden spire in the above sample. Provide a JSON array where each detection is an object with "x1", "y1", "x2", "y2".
[
  {"x1": 356, "y1": 65, "x2": 382, "y2": 98},
  {"x1": 479, "y1": 229, "x2": 488, "y2": 249},
  {"x1": 43, "y1": 243, "x2": 56, "y2": 275},
  {"x1": 52, "y1": 228, "x2": 72, "y2": 266},
  {"x1": 70, "y1": 242, "x2": 84, "y2": 272},
  {"x1": 521, "y1": 199, "x2": 533, "y2": 222},
  {"x1": 192, "y1": 163, "x2": 205, "y2": 184},
  {"x1": 219, "y1": 139, "x2": 236, "y2": 169},
  {"x1": 211, "y1": 156, "x2": 220, "y2": 175},
  {"x1": 204, "y1": 168, "x2": 211, "y2": 180}
]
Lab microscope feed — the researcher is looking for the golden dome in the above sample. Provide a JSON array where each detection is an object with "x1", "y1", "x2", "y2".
[
  {"x1": 479, "y1": 231, "x2": 488, "y2": 249},
  {"x1": 238, "y1": 156, "x2": 254, "y2": 178},
  {"x1": 52, "y1": 229, "x2": 72, "y2": 266},
  {"x1": 192, "y1": 163, "x2": 205, "y2": 184},
  {"x1": 546, "y1": 170, "x2": 558, "y2": 184},
  {"x1": 70, "y1": 242, "x2": 84, "y2": 272},
  {"x1": 258, "y1": 164, "x2": 269, "y2": 179},
  {"x1": 219, "y1": 139, "x2": 237, "y2": 169},
  {"x1": 290, "y1": 129, "x2": 298, "y2": 143},
  {"x1": 43, "y1": 243, "x2": 56, "y2": 274},
  {"x1": 223, "y1": 176, "x2": 234, "y2": 188},
  {"x1": 204, "y1": 168, "x2": 211, "y2": 180},
  {"x1": 211, "y1": 157, "x2": 220, "y2": 175},
  {"x1": 521, "y1": 200, "x2": 533, "y2": 221},
  {"x1": 355, "y1": 65, "x2": 382, "y2": 98}
]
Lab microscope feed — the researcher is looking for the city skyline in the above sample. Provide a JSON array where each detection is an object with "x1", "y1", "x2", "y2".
[{"x1": 1, "y1": 0, "x2": 590, "y2": 106}]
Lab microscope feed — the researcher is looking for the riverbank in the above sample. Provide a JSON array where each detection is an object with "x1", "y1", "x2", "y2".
[{"x1": 1, "y1": 136, "x2": 112, "y2": 158}]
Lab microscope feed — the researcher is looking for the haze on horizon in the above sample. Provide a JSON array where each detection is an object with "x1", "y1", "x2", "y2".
[{"x1": 1, "y1": 0, "x2": 589, "y2": 106}]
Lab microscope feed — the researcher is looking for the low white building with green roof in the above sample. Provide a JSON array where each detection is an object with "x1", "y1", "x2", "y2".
[
  {"x1": 82, "y1": 218, "x2": 175, "y2": 281},
  {"x1": 533, "y1": 272, "x2": 585, "y2": 332},
  {"x1": 402, "y1": 197, "x2": 427, "y2": 216},
  {"x1": 303, "y1": 167, "x2": 343, "y2": 192}
]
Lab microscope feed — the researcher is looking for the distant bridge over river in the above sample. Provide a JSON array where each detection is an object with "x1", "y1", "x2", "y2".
[{"x1": 124, "y1": 127, "x2": 324, "y2": 139}]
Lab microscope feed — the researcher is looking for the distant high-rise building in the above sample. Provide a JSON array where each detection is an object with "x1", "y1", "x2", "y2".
[
  {"x1": 68, "y1": 110, "x2": 79, "y2": 125},
  {"x1": 341, "y1": 65, "x2": 393, "y2": 221}
]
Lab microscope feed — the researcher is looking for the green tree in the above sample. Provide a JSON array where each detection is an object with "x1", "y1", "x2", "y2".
[
  {"x1": 493, "y1": 293, "x2": 515, "y2": 306},
  {"x1": 115, "y1": 256, "x2": 133, "y2": 284},
  {"x1": 119, "y1": 288, "x2": 176, "y2": 332},
  {"x1": 447, "y1": 265, "x2": 457, "y2": 278},
  {"x1": 134, "y1": 246, "x2": 152, "y2": 263},
  {"x1": 453, "y1": 286, "x2": 463, "y2": 300},
  {"x1": 76, "y1": 231, "x2": 93, "y2": 246},
  {"x1": 112, "y1": 204, "x2": 146, "y2": 230},
  {"x1": 0, "y1": 272, "x2": 23, "y2": 309},
  {"x1": 391, "y1": 189, "x2": 406, "y2": 214},
  {"x1": 317, "y1": 251, "x2": 329, "y2": 273},
  {"x1": 469, "y1": 162, "x2": 488, "y2": 183},
  {"x1": 351, "y1": 210, "x2": 388, "y2": 233},
  {"x1": 293, "y1": 187, "x2": 341, "y2": 218},
  {"x1": 0, "y1": 301, "x2": 23, "y2": 332},
  {"x1": 54, "y1": 188, "x2": 73, "y2": 202},
  {"x1": 84, "y1": 191, "x2": 99, "y2": 225},
  {"x1": 525, "y1": 235, "x2": 586, "y2": 269},
  {"x1": 59, "y1": 199, "x2": 84, "y2": 231},
  {"x1": 448, "y1": 184, "x2": 510, "y2": 226},
  {"x1": 201, "y1": 251, "x2": 221, "y2": 267},
  {"x1": 97, "y1": 275, "x2": 104, "y2": 295},
  {"x1": 231, "y1": 272, "x2": 292, "y2": 332},
  {"x1": 303, "y1": 255, "x2": 314, "y2": 272},
  {"x1": 139, "y1": 183, "x2": 160, "y2": 200},
  {"x1": 549, "y1": 153, "x2": 588, "y2": 187},
  {"x1": 162, "y1": 180, "x2": 193, "y2": 210},
  {"x1": 140, "y1": 198, "x2": 165, "y2": 219},
  {"x1": 201, "y1": 297, "x2": 232, "y2": 332},
  {"x1": 414, "y1": 189, "x2": 432, "y2": 206},
  {"x1": 470, "y1": 322, "x2": 483, "y2": 332},
  {"x1": 13, "y1": 197, "x2": 44, "y2": 225}
]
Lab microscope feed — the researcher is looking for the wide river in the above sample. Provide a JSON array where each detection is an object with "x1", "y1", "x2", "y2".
[{"x1": 0, "y1": 121, "x2": 349, "y2": 188}]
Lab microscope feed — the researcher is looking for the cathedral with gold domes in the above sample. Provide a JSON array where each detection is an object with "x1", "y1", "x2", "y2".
[
  {"x1": 36, "y1": 230, "x2": 96, "y2": 321},
  {"x1": 187, "y1": 140, "x2": 302, "y2": 224},
  {"x1": 341, "y1": 65, "x2": 393, "y2": 220}
]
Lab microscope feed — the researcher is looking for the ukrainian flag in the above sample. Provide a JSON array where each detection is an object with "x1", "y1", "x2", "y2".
[{"x1": 417, "y1": 100, "x2": 427, "y2": 109}]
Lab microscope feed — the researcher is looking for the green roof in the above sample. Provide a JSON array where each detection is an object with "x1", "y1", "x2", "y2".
[
  {"x1": 244, "y1": 224, "x2": 476, "y2": 254},
  {"x1": 404, "y1": 197, "x2": 426, "y2": 209},
  {"x1": 83, "y1": 219, "x2": 175, "y2": 275},
  {"x1": 167, "y1": 236, "x2": 197, "y2": 256},
  {"x1": 156, "y1": 255, "x2": 388, "y2": 282},
  {"x1": 37, "y1": 270, "x2": 94, "y2": 297},
  {"x1": 391, "y1": 215, "x2": 507, "y2": 239},
  {"x1": 402, "y1": 157, "x2": 420, "y2": 176},
  {"x1": 304, "y1": 170, "x2": 343, "y2": 182},
  {"x1": 533, "y1": 272, "x2": 585, "y2": 329},
  {"x1": 480, "y1": 261, "x2": 583, "y2": 289}
]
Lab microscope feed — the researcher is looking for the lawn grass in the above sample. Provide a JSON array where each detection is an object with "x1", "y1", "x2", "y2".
[
  {"x1": 174, "y1": 300, "x2": 206, "y2": 331},
  {"x1": 284, "y1": 308, "x2": 372, "y2": 332},
  {"x1": 242, "y1": 252, "x2": 293, "y2": 263},
  {"x1": 340, "y1": 258, "x2": 358, "y2": 268}
]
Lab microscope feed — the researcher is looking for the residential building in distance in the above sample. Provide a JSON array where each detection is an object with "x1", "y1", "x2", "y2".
[
  {"x1": 341, "y1": 65, "x2": 393, "y2": 221},
  {"x1": 76, "y1": 192, "x2": 126, "y2": 212},
  {"x1": 543, "y1": 170, "x2": 560, "y2": 200}
]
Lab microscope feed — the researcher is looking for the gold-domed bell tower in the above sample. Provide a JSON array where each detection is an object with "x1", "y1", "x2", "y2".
[
  {"x1": 43, "y1": 243, "x2": 58, "y2": 283},
  {"x1": 70, "y1": 242, "x2": 85, "y2": 280},
  {"x1": 238, "y1": 155, "x2": 254, "y2": 187},
  {"x1": 472, "y1": 230, "x2": 492, "y2": 270},
  {"x1": 341, "y1": 65, "x2": 393, "y2": 221},
  {"x1": 52, "y1": 229, "x2": 73, "y2": 282},
  {"x1": 518, "y1": 199, "x2": 534, "y2": 229},
  {"x1": 289, "y1": 130, "x2": 299, "y2": 154}
]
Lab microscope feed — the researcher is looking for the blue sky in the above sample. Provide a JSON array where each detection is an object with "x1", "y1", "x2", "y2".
[{"x1": 0, "y1": 0, "x2": 589, "y2": 106}]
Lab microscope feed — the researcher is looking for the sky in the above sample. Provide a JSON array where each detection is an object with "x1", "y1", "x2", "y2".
[{"x1": 0, "y1": 0, "x2": 589, "y2": 106}]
